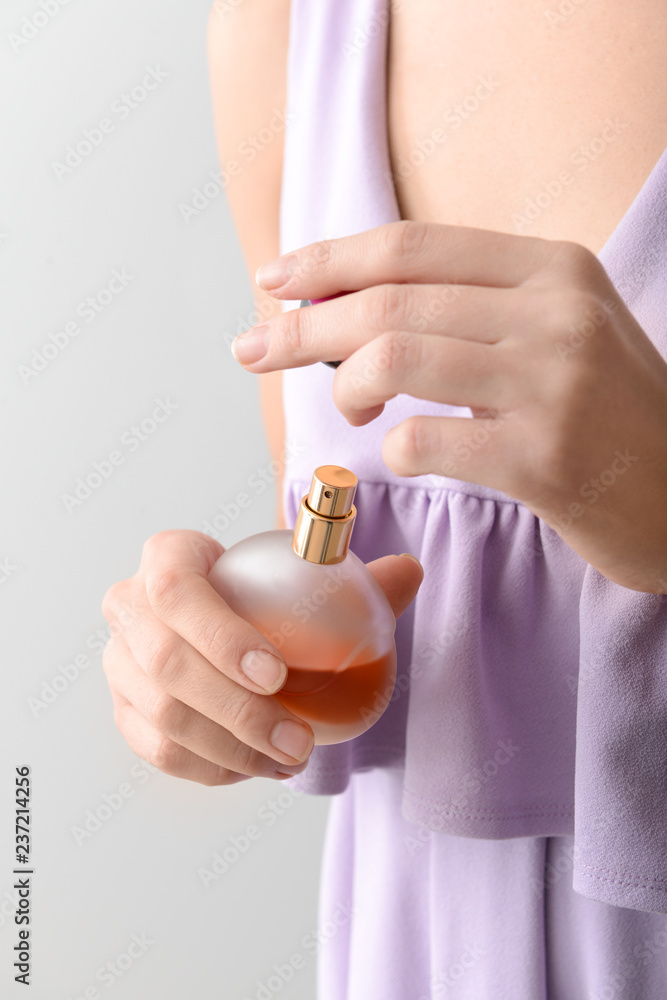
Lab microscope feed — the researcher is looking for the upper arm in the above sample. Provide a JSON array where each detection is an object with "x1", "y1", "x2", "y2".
[{"x1": 207, "y1": 0, "x2": 291, "y2": 528}]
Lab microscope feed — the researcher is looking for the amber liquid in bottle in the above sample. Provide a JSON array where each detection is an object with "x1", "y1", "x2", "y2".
[
  {"x1": 274, "y1": 651, "x2": 395, "y2": 742},
  {"x1": 207, "y1": 465, "x2": 398, "y2": 745}
]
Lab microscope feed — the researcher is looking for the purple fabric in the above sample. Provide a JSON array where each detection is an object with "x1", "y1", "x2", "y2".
[
  {"x1": 316, "y1": 768, "x2": 667, "y2": 999},
  {"x1": 278, "y1": 0, "x2": 667, "y2": 921}
]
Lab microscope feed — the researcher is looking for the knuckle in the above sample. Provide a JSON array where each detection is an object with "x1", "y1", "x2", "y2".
[
  {"x1": 279, "y1": 305, "x2": 307, "y2": 356},
  {"x1": 222, "y1": 685, "x2": 259, "y2": 735},
  {"x1": 197, "y1": 619, "x2": 237, "y2": 670},
  {"x1": 551, "y1": 289, "x2": 604, "y2": 338},
  {"x1": 101, "y1": 579, "x2": 130, "y2": 623},
  {"x1": 369, "y1": 282, "x2": 409, "y2": 332},
  {"x1": 550, "y1": 240, "x2": 603, "y2": 287},
  {"x1": 382, "y1": 219, "x2": 431, "y2": 260},
  {"x1": 228, "y1": 739, "x2": 263, "y2": 777},
  {"x1": 145, "y1": 690, "x2": 188, "y2": 734},
  {"x1": 393, "y1": 416, "x2": 431, "y2": 465},
  {"x1": 151, "y1": 735, "x2": 188, "y2": 775},
  {"x1": 141, "y1": 530, "x2": 175, "y2": 566},
  {"x1": 145, "y1": 565, "x2": 184, "y2": 617},
  {"x1": 143, "y1": 528, "x2": 218, "y2": 568},
  {"x1": 142, "y1": 633, "x2": 181, "y2": 686},
  {"x1": 188, "y1": 530, "x2": 222, "y2": 565},
  {"x1": 300, "y1": 238, "x2": 332, "y2": 277},
  {"x1": 373, "y1": 329, "x2": 410, "y2": 378}
]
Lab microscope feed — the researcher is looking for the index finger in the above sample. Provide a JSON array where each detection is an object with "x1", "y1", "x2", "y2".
[
  {"x1": 138, "y1": 530, "x2": 289, "y2": 692},
  {"x1": 255, "y1": 220, "x2": 559, "y2": 298}
]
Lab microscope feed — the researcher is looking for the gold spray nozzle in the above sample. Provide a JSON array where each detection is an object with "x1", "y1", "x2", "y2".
[{"x1": 292, "y1": 465, "x2": 358, "y2": 564}]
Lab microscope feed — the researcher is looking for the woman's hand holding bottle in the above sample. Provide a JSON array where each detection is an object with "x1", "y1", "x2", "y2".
[{"x1": 101, "y1": 529, "x2": 423, "y2": 786}]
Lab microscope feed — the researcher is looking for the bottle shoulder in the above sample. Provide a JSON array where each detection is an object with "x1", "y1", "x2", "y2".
[{"x1": 208, "y1": 529, "x2": 395, "y2": 633}]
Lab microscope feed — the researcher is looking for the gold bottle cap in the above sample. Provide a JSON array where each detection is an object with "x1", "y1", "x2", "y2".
[{"x1": 292, "y1": 465, "x2": 357, "y2": 564}]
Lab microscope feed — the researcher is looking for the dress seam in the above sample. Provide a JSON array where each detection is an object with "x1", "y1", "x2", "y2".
[
  {"x1": 576, "y1": 860, "x2": 667, "y2": 886},
  {"x1": 574, "y1": 866, "x2": 667, "y2": 896},
  {"x1": 286, "y1": 475, "x2": 526, "y2": 507},
  {"x1": 403, "y1": 787, "x2": 574, "y2": 821}
]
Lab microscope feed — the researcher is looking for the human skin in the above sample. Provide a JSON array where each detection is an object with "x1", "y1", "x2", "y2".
[
  {"x1": 228, "y1": 0, "x2": 667, "y2": 595},
  {"x1": 102, "y1": 0, "x2": 667, "y2": 788},
  {"x1": 231, "y1": 225, "x2": 667, "y2": 596},
  {"x1": 102, "y1": 535, "x2": 423, "y2": 785}
]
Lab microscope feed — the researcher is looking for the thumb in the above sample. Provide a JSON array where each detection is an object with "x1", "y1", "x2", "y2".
[{"x1": 365, "y1": 553, "x2": 424, "y2": 621}]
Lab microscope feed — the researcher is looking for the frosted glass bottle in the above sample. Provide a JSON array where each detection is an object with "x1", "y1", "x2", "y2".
[{"x1": 207, "y1": 465, "x2": 397, "y2": 745}]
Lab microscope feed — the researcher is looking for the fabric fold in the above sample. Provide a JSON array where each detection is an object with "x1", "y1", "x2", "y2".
[{"x1": 280, "y1": 0, "x2": 667, "y2": 913}]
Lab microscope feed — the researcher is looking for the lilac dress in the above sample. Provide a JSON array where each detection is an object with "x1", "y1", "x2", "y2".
[{"x1": 277, "y1": 1, "x2": 667, "y2": 996}]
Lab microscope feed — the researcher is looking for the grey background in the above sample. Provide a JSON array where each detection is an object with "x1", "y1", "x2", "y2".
[{"x1": 0, "y1": 1, "x2": 331, "y2": 996}]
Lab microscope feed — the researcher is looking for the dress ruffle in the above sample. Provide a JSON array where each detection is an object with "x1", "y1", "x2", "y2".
[
  {"x1": 279, "y1": 0, "x2": 667, "y2": 914},
  {"x1": 284, "y1": 474, "x2": 583, "y2": 841}
]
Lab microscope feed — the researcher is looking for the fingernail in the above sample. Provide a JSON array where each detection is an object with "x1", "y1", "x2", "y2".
[
  {"x1": 270, "y1": 720, "x2": 314, "y2": 762},
  {"x1": 255, "y1": 254, "x2": 297, "y2": 290},
  {"x1": 274, "y1": 760, "x2": 309, "y2": 777},
  {"x1": 240, "y1": 649, "x2": 286, "y2": 693},
  {"x1": 231, "y1": 325, "x2": 269, "y2": 365},
  {"x1": 399, "y1": 552, "x2": 423, "y2": 572}
]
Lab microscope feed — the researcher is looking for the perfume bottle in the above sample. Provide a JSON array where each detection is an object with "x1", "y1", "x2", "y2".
[{"x1": 207, "y1": 465, "x2": 397, "y2": 745}]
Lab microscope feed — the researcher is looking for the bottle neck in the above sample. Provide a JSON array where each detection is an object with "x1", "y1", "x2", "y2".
[{"x1": 291, "y1": 494, "x2": 356, "y2": 564}]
